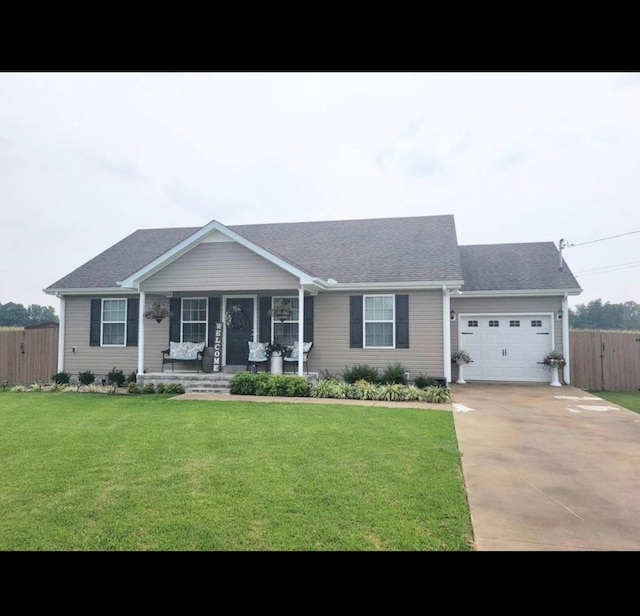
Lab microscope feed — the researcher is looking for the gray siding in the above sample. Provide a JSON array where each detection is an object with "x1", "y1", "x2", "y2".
[
  {"x1": 141, "y1": 294, "x2": 171, "y2": 373},
  {"x1": 140, "y1": 241, "x2": 299, "y2": 292},
  {"x1": 312, "y1": 290, "x2": 444, "y2": 379},
  {"x1": 450, "y1": 295, "x2": 564, "y2": 354},
  {"x1": 63, "y1": 296, "x2": 138, "y2": 380}
]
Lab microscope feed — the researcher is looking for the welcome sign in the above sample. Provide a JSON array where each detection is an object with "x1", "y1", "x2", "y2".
[{"x1": 212, "y1": 321, "x2": 222, "y2": 372}]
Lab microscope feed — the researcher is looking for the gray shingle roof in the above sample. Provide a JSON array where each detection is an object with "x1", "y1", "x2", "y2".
[
  {"x1": 44, "y1": 217, "x2": 581, "y2": 294},
  {"x1": 459, "y1": 242, "x2": 582, "y2": 292},
  {"x1": 45, "y1": 215, "x2": 464, "y2": 290}
]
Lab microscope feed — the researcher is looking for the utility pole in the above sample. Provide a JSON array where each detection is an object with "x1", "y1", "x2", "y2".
[{"x1": 558, "y1": 238, "x2": 570, "y2": 272}]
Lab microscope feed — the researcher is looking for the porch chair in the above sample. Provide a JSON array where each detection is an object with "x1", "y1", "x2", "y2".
[
  {"x1": 283, "y1": 341, "x2": 313, "y2": 374},
  {"x1": 247, "y1": 341, "x2": 269, "y2": 372}
]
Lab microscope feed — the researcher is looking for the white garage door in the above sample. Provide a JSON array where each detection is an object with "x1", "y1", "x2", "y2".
[{"x1": 458, "y1": 314, "x2": 553, "y2": 382}]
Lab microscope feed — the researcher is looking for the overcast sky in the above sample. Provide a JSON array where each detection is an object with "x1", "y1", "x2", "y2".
[{"x1": 1, "y1": 71, "x2": 639, "y2": 313}]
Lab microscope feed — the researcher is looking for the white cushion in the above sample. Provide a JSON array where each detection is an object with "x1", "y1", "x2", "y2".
[
  {"x1": 248, "y1": 342, "x2": 268, "y2": 362},
  {"x1": 284, "y1": 341, "x2": 312, "y2": 361},
  {"x1": 169, "y1": 341, "x2": 205, "y2": 360}
]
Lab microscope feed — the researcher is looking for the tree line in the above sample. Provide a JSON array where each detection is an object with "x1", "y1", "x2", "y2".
[
  {"x1": 0, "y1": 302, "x2": 58, "y2": 326},
  {"x1": 569, "y1": 300, "x2": 640, "y2": 331}
]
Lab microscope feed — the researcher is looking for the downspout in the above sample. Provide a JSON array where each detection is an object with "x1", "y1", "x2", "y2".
[
  {"x1": 443, "y1": 286, "x2": 452, "y2": 385},
  {"x1": 561, "y1": 293, "x2": 570, "y2": 384},
  {"x1": 298, "y1": 286, "x2": 304, "y2": 376},
  {"x1": 138, "y1": 290, "x2": 145, "y2": 375},
  {"x1": 57, "y1": 295, "x2": 65, "y2": 372}
]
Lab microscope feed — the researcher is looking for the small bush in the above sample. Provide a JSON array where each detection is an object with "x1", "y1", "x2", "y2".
[
  {"x1": 380, "y1": 362, "x2": 408, "y2": 385},
  {"x1": 341, "y1": 364, "x2": 380, "y2": 384},
  {"x1": 51, "y1": 371, "x2": 71, "y2": 385},
  {"x1": 142, "y1": 383, "x2": 155, "y2": 394},
  {"x1": 231, "y1": 373, "x2": 310, "y2": 397},
  {"x1": 127, "y1": 382, "x2": 141, "y2": 394},
  {"x1": 413, "y1": 373, "x2": 437, "y2": 388},
  {"x1": 163, "y1": 383, "x2": 185, "y2": 395},
  {"x1": 423, "y1": 385, "x2": 451, "y2": 404},
  {"x1": 106, "y1": 367, "x2": 126, "y2": 387},
  {"x1": 78, "y1": 370, "x2": 95, "y2": 386},
  {"x1": 155, "y1": 383, "x2": 166, "y2": 394},
  {"x1": 230, "y1": 372, "x2": 259, "y2": 395},
  {"x1": 126, "y1": 371, "x2": 137, "y2": 384}
]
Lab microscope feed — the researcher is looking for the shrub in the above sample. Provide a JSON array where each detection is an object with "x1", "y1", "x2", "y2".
[
  {"x1": 142, "y1": 383, "x2": 155, "y2": 394},
  {"x1": 51, "y1": 371, "x2": 71, "y2": 385},
  {"x1": 127, "y1": 382, "x2": 141, "y2": 394},
  {"x1": 378, "y1": 383, "x2": 405, "y2": 401},
  {"x1": 380, "y1": 362, "x2": 408, "y2": 385},
  {"x1": 353, "y1": 379, "x2": 378, "y2": 400},
  {"x1": 106, "y1": 367, "x2": 126, "y2": 387},
  {"x1": 230, "y1": 372, "x2": 259, "y2": 395},
  {"x1": 341, "y1": 364, "x2": 380, "y2": 384},
  {"x1": 413, "y1": 373, "x2": 436, "y2": 389},
  {"x1": 126, "y1": 371, "x2": 137, "y2": 384},
  {"x1": 311, "y1": 379, "x2": 341, "y2": 398},
  {"x1": 155, "y1": 383, "x2": 166, "y2": 394},
  {"x1": 78, "y1": 370, "x2": 95, "y2": 386},
  {"x1": 423, "y1": 385, "x2": 451, "y2": 404},
  {"x1": 163, "y1": 383, "x2": 185, "y2": 395}
]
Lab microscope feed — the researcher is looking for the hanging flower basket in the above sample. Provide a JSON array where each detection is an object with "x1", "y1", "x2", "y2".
[
  {"x1": 452, "y1": 350, "x2": 472, "y2": 364},
  {"x1": 143, "y1": 302, "x2": 172, "y2": 323},
  {"x1": 267, "y1": 301, "x2": 293, "y2": 322}
]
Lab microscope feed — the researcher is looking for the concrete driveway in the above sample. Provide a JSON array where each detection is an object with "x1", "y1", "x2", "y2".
[{"x1": 451, "y1": 382, "x2": 640, "y2": 551}]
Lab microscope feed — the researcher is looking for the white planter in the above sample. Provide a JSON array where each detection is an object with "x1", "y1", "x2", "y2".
[
  {"x1": 270, "y1": 352, "x2": 283, "y2": 374},
  {"x1": 549, "y1": 365, "x2": 561, "y2": 387},
  {"x1": 456, "y1": 360, "x2": 467, "y2": 384}
]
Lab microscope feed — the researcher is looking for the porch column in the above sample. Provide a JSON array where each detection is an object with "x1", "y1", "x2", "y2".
[
  {"x1": 298, "y1": 286, "x2": 305, "y2": 376},
  {"x1": 57, "y1": 295, "x2": 65, "y2": 372},
  {"x1": 138, "y1": 290, "x2": 145, "y2": 375},
  {"x1": 443, "y1": 286, "x2": 452, "y2": 385}
]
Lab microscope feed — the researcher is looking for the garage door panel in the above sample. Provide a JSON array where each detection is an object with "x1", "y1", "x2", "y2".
[{"x1": 459, "y1": 314, "x2": 553, "y2": 382}]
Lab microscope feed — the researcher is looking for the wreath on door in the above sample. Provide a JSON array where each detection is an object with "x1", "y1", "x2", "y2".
[{"x1": 225, "y1": 304, "x2": 250, "y2": 330}]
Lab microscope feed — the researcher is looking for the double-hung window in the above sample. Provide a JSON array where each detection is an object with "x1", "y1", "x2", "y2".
[
  {"x1": 272, "y1": 296, "x2": 299, "y2": 346},
  {"x1": 102, "y1": 299, "x2": 127, "y2": 346},
  {"x1": 364, "y1": 295, "x2": 394, "y2": 348},
  {"x1": 182, "y1": 298, "x2": 207, "y2": 343}
]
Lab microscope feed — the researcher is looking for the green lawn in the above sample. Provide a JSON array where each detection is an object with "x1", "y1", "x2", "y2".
[
  {"x1": 0, "y1": 392, "x2": 474, "y2": 551},
  {"x1": 592, "y1": 391, "x2": 640, "y2": 414}
]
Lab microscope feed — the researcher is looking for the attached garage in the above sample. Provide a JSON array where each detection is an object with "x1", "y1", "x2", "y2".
[{"x1": 458, "y1": 313, "x2": 554, "y2": 382}]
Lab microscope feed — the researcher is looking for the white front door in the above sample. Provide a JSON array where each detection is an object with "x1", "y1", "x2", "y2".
[{"x1": 458, "y1": 314, "x2": 553, "y2": 382}]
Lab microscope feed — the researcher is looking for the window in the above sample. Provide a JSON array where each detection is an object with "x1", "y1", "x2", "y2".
[
  {"x1": 364, "y1": 295, "x2": 394, "y2": 347},
  {"x1": 102, "y1": 299, "x2": 126, "y2": 346},
  {"x1": 531, "y1": 320, "x2": 542, "y2": 327},
  {"x1": 489, "y1": 320, "x2": 500, "y2": 327},
  {"x1": 272, "y1": 296, "x2": 299, "y2": 346},
  {"x1": 467, "y1": 320, "x2": 478, "y2": 327},
  {"x1": 182, "y1": 298, "x2": 207, "y2": 343},
  {"x1": 510, "y1": 320, "x2": 520, "y2": 327}
]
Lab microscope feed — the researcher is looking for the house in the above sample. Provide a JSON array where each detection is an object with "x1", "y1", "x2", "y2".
[{"x1": 43, "y1": 215, "x2": 582, "y2": 385}]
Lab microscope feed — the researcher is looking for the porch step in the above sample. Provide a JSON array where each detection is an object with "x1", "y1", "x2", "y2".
[{"x1": 139, "y1": 372, "x2": 235, "y2": 394}]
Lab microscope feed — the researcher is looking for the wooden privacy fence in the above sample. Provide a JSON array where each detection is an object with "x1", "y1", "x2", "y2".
[
  {"x1": 570, "y1": 329, "x2": 640, "y2": 392},
  {"x1": 0, "y1": 323, "x2": 58, "y2": 386}
]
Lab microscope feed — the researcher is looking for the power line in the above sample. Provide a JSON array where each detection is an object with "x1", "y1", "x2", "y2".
[
  {"x1": 567, "y1": 229, "x2": 640, "y2": 248},
  {"x1": 575, "y1": 261, "x2": 640, "y2": 276}
]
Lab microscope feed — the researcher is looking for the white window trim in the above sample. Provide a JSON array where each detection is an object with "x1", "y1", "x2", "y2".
[
  {"x1": 101, "y1": 298, "x2": 127, "y2": 347},
  {"x1": 363, "y1": 294, "x2": 396, "y2": 349},
  {"x1": 271, "y1": 296, "x2": 299, "y2": 344},
  {"x1": 181, "y1": 297, "x2": 208, "y2": 343}
]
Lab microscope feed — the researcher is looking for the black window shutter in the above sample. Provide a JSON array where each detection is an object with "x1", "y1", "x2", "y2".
[
  {"x1": 126, "y1": 298, "x2": 139, "y2": 346},
  {"x1": 350, "y1": 295, "x2": 363, "y2": 348},
  {"x1": 303, "y1": 296, "x2": 314, "y2": 343},
  {"x1": 169, "y1": 298, "x2": 181, "y2": 342},
  {"x1": 259, "y1": 296, "x2": 272, "y2": 343},
  {"x1": 395, "y1": 294, "x2": 409, "y2": 348},
  {"x1": 207, "y1": 297, "x2": 221, "y2": 346},
  {"x1": 90, "y1": 299, "x2": 101, "y2": 346}
]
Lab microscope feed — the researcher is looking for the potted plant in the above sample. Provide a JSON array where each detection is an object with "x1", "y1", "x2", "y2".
[
  {"x1": 267, "y1": 301, "x2": 293, "y2": 322},
  {"x1": 265, "y1": 342, "x2": 288, "y2": 374},
  {"x1": 542, "y1": 350, "x2": 566, "y2": 387},
  {"x1": 143, "y1": 302, "x2": 172, "y2": 323},
  {"x1": 451, "y1": 350, "x2": 472, "y2": 384}
]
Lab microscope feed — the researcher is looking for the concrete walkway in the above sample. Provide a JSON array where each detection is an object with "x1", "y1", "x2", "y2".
[{"x1": 175, "y1": 384, "x2": 640, "y2": 551}]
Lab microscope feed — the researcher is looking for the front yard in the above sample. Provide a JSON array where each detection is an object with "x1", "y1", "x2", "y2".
[
  {"x1": 593, "y1": 391, "x2": 640, "y2": 414},
  {"x1": 0, "y1": 392, "x2": 473, "y2": 551}
]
